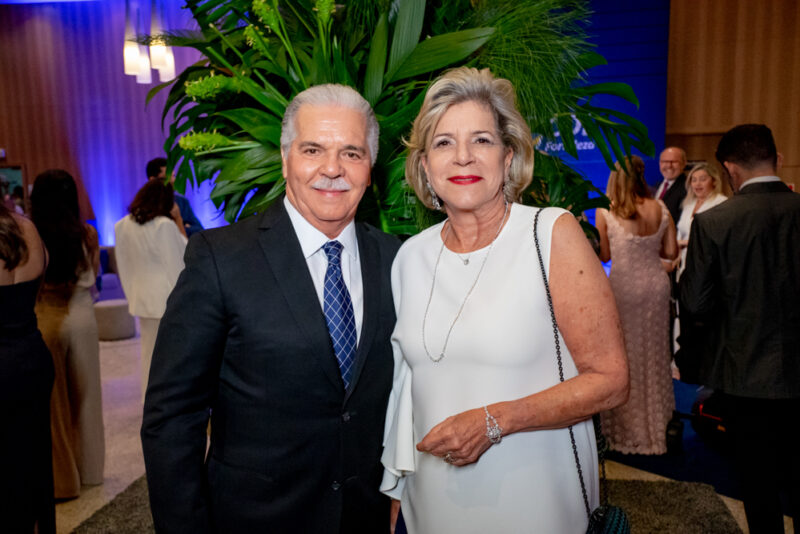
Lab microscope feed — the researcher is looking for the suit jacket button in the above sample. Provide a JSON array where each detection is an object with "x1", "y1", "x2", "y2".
[
  {"x1": 331, "y1": 481, "x2": 341, "y2": 491},
  {"x1": 341, "y1": 411, "x2": 351, "y2": 422}
]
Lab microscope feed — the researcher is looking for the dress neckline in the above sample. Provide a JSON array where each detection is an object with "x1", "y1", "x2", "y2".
[
  {"x1": 0, "y1": 275, "x2": 42, "y2": 288},
  {"x1": 605, "y1": 203, "x2": 667, "y2": 239},
  {"x1": 438, "y1": 203, "x2": 515, "y2": 256}
]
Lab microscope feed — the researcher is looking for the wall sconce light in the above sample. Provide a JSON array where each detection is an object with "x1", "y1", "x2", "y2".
[
  {"x1": 158, "y1": 47, "x2": 176, "y2": 82},
  {"x1": 136, "y1": 43, "x2": 152, "y2": 84},
  {"x1": 123, "y1": 0, "x2": 139, "y2": 75},
  {"x1": 124, "y1": 0, "x2": 173, "y2": 84}
]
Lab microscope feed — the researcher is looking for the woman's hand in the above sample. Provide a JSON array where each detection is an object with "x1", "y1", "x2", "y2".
[{"x1": 416, "y1": 407, "x2": 492, "y2": 467}]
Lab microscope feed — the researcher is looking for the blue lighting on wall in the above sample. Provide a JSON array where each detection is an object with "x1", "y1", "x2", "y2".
[
  {"x1": 0, "y1": 1, "x2": 98, "y2": 4},
  {"x1": 541, "y1": 0, "x2": 670, "y2": 200}
]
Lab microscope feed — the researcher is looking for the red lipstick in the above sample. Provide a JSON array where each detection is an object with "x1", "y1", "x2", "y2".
[{"x1": 447, "y1": 175, "x2": 482, "y2": 184}]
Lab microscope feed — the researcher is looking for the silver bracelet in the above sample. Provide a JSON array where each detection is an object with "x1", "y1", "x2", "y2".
[{"x1": 484, "y1": 405, "x2": 502, "y2": 444}]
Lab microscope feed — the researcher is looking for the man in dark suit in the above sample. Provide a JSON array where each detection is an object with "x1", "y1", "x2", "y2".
[
  {"x1": 655, "y1": 146, "x2": 687, "y2": 224},
  {"x1": 680, "y1": 124, "x2": 800, "y2": 533},
  {"x1": 147, "y1": 157, "x2": 204, "y2": 237},
  {"x1": 141, "y1": 84, "x2": 400, "y2": 533}
]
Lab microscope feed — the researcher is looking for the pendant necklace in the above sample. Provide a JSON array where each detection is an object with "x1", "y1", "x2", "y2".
[{"x1": 422, "y1": 202, "x2": 510, "y2": 363}]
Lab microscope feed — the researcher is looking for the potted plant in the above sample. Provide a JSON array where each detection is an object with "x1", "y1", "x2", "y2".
[{"x1": 149, "y1": 0, "x2": 653, "y2": 238}]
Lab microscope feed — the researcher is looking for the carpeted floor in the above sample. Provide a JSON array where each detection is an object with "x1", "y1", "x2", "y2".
[{"x1": 74, "y1": 476, "x2": 742, "y2": 533}]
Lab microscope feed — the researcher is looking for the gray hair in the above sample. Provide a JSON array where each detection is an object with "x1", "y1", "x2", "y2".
[{"x1": 280, "y1": 84, "x2": 379, "y2": 165}]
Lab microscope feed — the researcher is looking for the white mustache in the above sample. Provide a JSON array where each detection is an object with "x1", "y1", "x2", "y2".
[{"x1": 311, "y1": 177, "x2": 351, "y2": 191}]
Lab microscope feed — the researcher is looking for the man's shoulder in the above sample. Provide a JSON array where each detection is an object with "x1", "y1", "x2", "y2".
[
  {"x1": 695, "y1": 189, "x2": 800, "y2": 234},
  {"x1": 189, "y1": 212, "x2": 264, "y2": 250},
  {"x1": 356, "y1": 221, "x2": 401, "y2": 256}
]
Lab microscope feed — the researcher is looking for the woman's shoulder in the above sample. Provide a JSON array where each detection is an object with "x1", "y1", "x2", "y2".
[
  {"x1": 707, "y1": 193, "x2": 728, "y2": 208},
  {"x1": 83, "y1": 222, "x2": 99, "y2": 243},
  {"x1": 648, "y1": 198, "x2": 669, "y2": 218},
  {"x1": 139, "y1": 215, "x2": 178, "y2": 231},
  {"x1": 511, "y1": 203, "x2": 570, "y2": 228},
  {"x1": 14, "y1": 213, "x2": 40, "y2": 240},
  {"x1": 395, "y1": 221, "x2": 444, "y2": 261}
]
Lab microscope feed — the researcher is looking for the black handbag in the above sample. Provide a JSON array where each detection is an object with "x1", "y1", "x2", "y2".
[{"x1": 533, "y1": 209, "x2": 631, "y2": 534}]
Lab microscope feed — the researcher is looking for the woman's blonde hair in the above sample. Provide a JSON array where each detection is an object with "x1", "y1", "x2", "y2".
[
  {"x1": 405, "y1": 67, "x2": 534, "y2": 209},
  {"x1": 682, "y1": 162, "x2": 729, "y2": 207},
  {"x1": 606, "y1": 155, "x2": 648, "y2": 219}
]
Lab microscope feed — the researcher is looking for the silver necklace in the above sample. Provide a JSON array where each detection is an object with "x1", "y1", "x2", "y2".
[{"x1": 422, "y1": 202, "x2": 510, "y2": 363}]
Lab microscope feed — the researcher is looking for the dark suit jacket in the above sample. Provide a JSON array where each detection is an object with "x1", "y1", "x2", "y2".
[
  {"x1": 679, "y1": 180, "x2": 800, "y2": 399},
  {"x1": 658, "y1": 173, "x2": 687, "y2": 224},
  {"x1": 141, "y1": 200, "x2": 400, "y2": 533},
  {"x1": 174, "y1": 193, "x2": 204, "y2": 237}
]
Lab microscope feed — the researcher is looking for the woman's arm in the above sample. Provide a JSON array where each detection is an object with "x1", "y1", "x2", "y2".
[
  {"x1": 596, "y1": 208, "x2": 611, "y2": 262},
  {"x1": 660, "y1": 212, "x2": 678, "y2": 260},
  {"x1": 85, "y1": 224, "x2": 100, "y2": 276},
  {"x1": 416, "y1": 213, "x2": 628, "y2": 466}
]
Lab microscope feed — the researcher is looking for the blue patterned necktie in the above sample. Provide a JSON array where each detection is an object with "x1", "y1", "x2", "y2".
[{"x1": 322, "y1": 241, "x2": 357, "y2": 389}]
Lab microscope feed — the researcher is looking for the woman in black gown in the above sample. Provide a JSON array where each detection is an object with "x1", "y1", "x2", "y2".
[{"x1": 0, "y1": 202, "x2": 55, "y2": 533}]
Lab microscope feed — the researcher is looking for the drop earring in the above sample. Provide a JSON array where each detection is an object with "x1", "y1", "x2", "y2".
[
  {"x1": 426, "y1": 181, "x2": 442, "y2": 211},
  {"x1": 503, "y1": 177, "x2": 513, "y2": 202}
]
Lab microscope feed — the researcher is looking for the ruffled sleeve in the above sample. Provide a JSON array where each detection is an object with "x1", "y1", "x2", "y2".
[
  {"x1": 380, "y1": 354, "x2": 414, "y2": 499},
  {"x1": 380, "y1": 248, "x2": 417, "y2": 500}
]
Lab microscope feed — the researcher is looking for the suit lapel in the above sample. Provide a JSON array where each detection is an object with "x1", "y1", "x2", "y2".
[
  {"x1": 257, "y1": 202, "x2": 344, "y2": 392},
  {"x1": 344, "y1": 224, "x2": 381, "y2": 402}
]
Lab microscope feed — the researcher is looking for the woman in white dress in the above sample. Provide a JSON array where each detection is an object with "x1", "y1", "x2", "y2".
[
  {"x1": 674, "y1": 163, "x2": 730, "y2": 281},
  {"x1": 671, "y1": 162, "x2": 730, "y2": 367},
  {"x1": 381, "y1": 67, "x2": 629, "y2": 533},
  {"x1": 114, "y1": 179, "x2": 187, "y2": 399}
]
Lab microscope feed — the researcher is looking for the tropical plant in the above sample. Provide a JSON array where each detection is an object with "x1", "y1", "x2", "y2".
[{"x1": 149, "y1": 0, "x2": 654, "y2": 238}]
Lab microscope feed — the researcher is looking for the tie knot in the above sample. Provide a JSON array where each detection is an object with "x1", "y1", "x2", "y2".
[{"x1": 322, "y1": 241, "x2": 344, "y2": 265}]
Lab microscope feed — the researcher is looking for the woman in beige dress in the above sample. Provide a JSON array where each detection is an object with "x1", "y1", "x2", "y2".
[
  {"x1": 32, "y1": 170, "x2": 105, "y2": 499},
  {"x1": 596, "y1": 156, "x2": 678, "y2": 454}
]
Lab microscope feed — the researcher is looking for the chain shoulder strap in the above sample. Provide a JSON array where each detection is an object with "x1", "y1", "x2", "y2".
[{"x1": 533, "y1": 208, "x2": 592, "y2": 519}]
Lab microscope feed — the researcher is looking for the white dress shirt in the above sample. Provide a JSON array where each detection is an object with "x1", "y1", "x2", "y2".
[
  {"x1": 283, "y1": 197, "x2": 364, "y2": 344},
  {"x1": 740, "y1": 175, "x2": 782, "y2": 189}
]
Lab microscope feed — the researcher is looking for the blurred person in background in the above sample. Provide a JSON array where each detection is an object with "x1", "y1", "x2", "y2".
[
  {"x1": 31, "y1": 169, "x2": 105, "y2": 500},
  {"x1": 114, "y1": 179, "x2": 187, "y2": 399},
  {"x1": 674, "y1": 162, "x2": 730, "y2": 281},
  {"x1": 655, "y1": 147, "x2": 688, "y2": 224},
  {"x1": 681, "y1": 124, "x2": 800, "y2": 533},
  {"x1": 0, "y1": 202, "x2": 55, "y2": 533},
  {"x1": 146, "y1": 157, "x2": 203, "y2": 237},
  {"x1": 596, "y1": 155, "x2": 678, "y2": 454}
]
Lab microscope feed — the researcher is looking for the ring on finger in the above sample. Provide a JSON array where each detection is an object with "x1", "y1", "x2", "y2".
[{"x1": 444, "y1": 452, "x2": 455, "y2": 464}]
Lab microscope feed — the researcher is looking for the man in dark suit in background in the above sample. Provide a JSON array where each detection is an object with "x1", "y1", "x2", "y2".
[
  {"x1": 655, "y1": 146, "x2": 687, "y2": 224},
  {"x1": 147, "y1": 157, "x2": 204, "y2": 237},
  {"x1": 680, "y1": 124, "x2": 800, "y2": 533},
  {"x1": 141, "y1": 84, "x2": 400, "y2": 533}
]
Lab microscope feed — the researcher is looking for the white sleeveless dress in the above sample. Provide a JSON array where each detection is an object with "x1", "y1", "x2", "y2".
[{"x1": 381, "y1": 204, "x2": 599, "y2": 533}]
